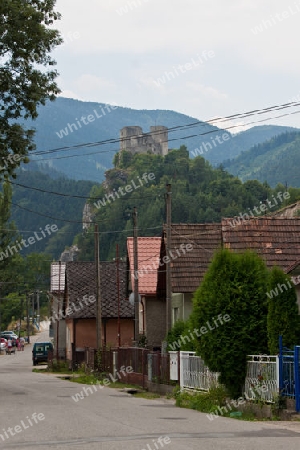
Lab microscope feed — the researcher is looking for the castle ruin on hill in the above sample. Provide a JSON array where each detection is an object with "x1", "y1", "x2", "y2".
[{"x1": 120, "y1": 125, "x2": 168, "y2": 156}]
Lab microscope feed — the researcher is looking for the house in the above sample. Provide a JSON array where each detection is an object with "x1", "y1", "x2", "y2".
[
  {"x1": 157, "y1": 223, "x2": 223, "y2": 324},
  {"x1": 127, "y1": 237, "x2": 164, "y2": 349},
  {"x1": 158, "y1": 217, "x2": 300, "y2": 326},
  {"x1": 49, "y1": 261, "x2": 66, "y2": 359},
  {"x1": 222, "y1": 217, "x2": 300, "y2": 315},
  {"x1": 221, "y1": 217, "x2": 300, "y2": 270},
  {"x1": 64, "y1": 261, "x2": 134, "y2": 362},
  {"x1": 285, "y1": 260, "x2": 300, "y2": 312}
]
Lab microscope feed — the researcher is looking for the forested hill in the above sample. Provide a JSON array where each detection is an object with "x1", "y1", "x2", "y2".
[
  {"x1": 10, "y1": 168, "x2": 96, "y2": 259},
  {"x1": 223, "y1": 130, "x2": 300, "y2": 187},
  {"x1": 74, "y1": 148, "x2": 300, "y2": 262}
]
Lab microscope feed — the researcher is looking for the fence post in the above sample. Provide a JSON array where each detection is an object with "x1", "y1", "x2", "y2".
[
  {"x1": 294, "y1": 346, "x2": 300, "y2": 413},
  {"x1": 179, "y1": 352, "x2": 184, "y2": 390},
  {"x1": 279, "y1": 335, "x2": 283, "y2": 392},
  {"x1": 276, "y1": 355, "x2": 280, "y2": 395},
  {"x1": 142, "y1": 349, "x2": 145, "y2": 389},
  {"x1": 169, "y1": 351, "x2": 179, "y2": 381},
  {"x1": 113, "y1": 351, "x2": 118, "y2": 380},
  {"x1": 148, "y1": 353, "x2": 152, "y2": 382}
]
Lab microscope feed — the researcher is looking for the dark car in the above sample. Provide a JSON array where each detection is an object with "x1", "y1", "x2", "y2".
[{"x1": 32, "y1": 342, "x2": 53, "y2": 366}]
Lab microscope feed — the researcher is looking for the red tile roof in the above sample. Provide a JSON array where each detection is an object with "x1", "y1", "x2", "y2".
[{"x1": 127, "y1": 237, "x2": 161, "y2": 295}]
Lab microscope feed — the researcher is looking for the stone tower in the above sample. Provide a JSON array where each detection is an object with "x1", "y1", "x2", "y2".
[{"x1": 120, "y1": 125, "x2": 168, "y2": 156}]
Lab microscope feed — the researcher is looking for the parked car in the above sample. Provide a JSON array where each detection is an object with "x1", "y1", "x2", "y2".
[
  {"x1": 1, "y1": 331, "x2": 18, "y2": 340},
  {"x1": 0, "y1": 337, "x2": 7, "y2": 350},
  {"x1": 32, "y1": 342, "x2": 53, "y2": 366}
]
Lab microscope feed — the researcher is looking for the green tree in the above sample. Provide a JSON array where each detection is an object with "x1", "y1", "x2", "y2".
[
  {"x1": 75, "y1": 149, "x2": 299, "y2": 261},
  {"x1": 0, "y1": 183, "x2": 23, "y2": 285},
  {"x1": 190, "y1": 249, "x2": 269, "y2": 398},
  {"x1": 165, "y1": 319, "x2": 195, "y2": 351},
  {"x1": 19, "y1": 252, "x2": 51, "y2": 290},
  {"x1": 267, "y1": 267, "x2": 300, "y2": 354},
  {"x1": 0, "y1": 183, "x2": 25, "y2": 335},
  {"x1": 0, "y1": 0, "x2": 62, "y2": 179},
  {"x1": 0, "y1": 292, "x2": 24, "y2": 330}
]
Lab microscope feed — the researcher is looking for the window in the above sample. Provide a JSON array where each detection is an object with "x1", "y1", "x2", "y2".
[{"x1": 173, "y1": 307, "x2": 179, "y2": 323}]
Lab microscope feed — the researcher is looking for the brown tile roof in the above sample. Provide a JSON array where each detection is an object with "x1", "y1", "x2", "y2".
[
  {"x1": 285, "y1": 260, "x2": 300, "y2": 274},
  {"x1": 65, "y1": 261, "x2": 133, "y2": 319},
  {"x1": 222, "y1": 217, "x2": 300, "y2": 271},
  {"x1": 158, "y1": 218, "x2": 300, "y2": 294},
  {"x1": 160, "y1": 223, "x2": 222, "y2": 293},
  {"x1": 271, "y1": 200, "x2": 300, "y2": 218},
  {"x1": 127, "y1": 237, "x2": 161, "y2": 295}
]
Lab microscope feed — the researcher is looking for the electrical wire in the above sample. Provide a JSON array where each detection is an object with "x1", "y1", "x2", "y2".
[
  {"x1": 7, "y1": 178, "x2": 163, "y2": 200},
  {"x1": 30, "y1": 104, "x2": 300, "y2": 162},
  {"x1": 1, "y1": 100, "x2": 300, "y2": 266},
  {"x1": 2, "y1": 100, "x2": 297, "y2": 166}
]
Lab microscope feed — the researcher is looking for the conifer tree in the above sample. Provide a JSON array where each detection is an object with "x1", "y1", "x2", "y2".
[
  {"x1": 190, "y1": 249, "x2": 269, "y2": 398},
  {"x1": 267, "y1": 266, "x2": 300, "y2": 354}
]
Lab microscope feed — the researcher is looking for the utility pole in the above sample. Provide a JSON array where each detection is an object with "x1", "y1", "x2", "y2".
[
  {"x1": 32, "y1": 292, "x2": 35, "y2": 326},
  {"x1": 95, "y1": 224, "x2": 102, "y2": 349},
  {"x1": 57, "y1": 261, "x2": 61, "y2": 360},
  {"x1": 116, "y1": 244, "x2": 121, "y2": 347},
  {"x1": 132, "y1": 207, "x2": 139, "y2": 345},
  {"x1": 36, "y1": 290, "x2": 40, "y2": 330},
  {"x1": 0, "y1": 285, "x2": 2, "y2": 354},
  {"x1": 19, "y1": 297, "x2": 23, "y2": 339},
  {"x1": 26, "y1": 293, "x2": 30, "y2": 344},
  {"x1": 165, "y1": 184, "x2": 172, "y2": 334}
]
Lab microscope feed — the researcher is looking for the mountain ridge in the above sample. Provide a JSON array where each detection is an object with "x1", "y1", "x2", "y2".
[
  {"x1": 223, "y1": 130, "x2": 300, "y2": 187},
  {"x1": 25, "y1": 97, "x2": 296, "y2": 182}
]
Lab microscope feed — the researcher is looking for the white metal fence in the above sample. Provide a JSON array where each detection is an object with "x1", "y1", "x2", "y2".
[
  {"x1": 179, "y1": 351, "x2": 219, "y2": 391},
  {"x1": 178, "y1": 352, "x2": 279, "y2": 402},
  {"x1": 244, "y1": 355, "x2": 279, "y2": 403}
]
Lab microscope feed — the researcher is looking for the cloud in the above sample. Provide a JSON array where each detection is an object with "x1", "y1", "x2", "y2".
[
  {"x1": 58, "y1": 90, "x2": 84, "y2": 101},
  {"x1": 69, "y1": 75, "x2": 117, "y2": 101},
  {"x1": 186, "y1": 82, "x2": 228, "y2": 101},
  {"x1": 52, "y1": 0, "x2": 300, "y2": 129}
]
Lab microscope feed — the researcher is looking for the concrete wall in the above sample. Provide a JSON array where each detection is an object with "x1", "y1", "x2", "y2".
[
  {"x1": 145, "y1": 296, "x2": 166, "y2": 349},
  {"x1": 66, "y1": 319, "x2": 73, "y2": 361},
  {"x1": 171, "y1": 293, "x2": 193, "y2": 325},
  {"x1": 52, "y1": 318, "x2": 66, "y2": 359}
]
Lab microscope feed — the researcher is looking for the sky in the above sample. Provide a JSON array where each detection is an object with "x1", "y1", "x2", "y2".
[{"x1": 52, "y1": 0, "x2": 300, "y2": 132}]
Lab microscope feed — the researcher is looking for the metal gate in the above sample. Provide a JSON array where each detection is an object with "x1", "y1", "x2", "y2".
[{"x1": 278, "y1": 336, "x2": 300, "y2": 412}]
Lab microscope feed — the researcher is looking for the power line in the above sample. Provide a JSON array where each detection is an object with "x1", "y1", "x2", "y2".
[
  {"x1": 19, "y1": 100, "x2": 300, "y2": 163},
  {"x1": 9, "y1": 200, "x2": 86, "y2": 224},
  {"x1": 6, "y1": 198, "x2": 165, "y2": 233},
  {"x1": 7, "y1": 179, "x2": 163, "y2": 200}
]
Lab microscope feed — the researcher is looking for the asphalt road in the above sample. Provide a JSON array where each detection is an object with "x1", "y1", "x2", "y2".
[{"x1": 0, "y1": 330, "x2": 300, "y2": 450}]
